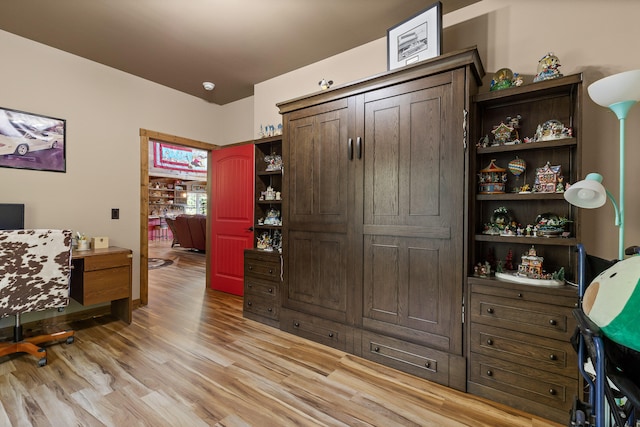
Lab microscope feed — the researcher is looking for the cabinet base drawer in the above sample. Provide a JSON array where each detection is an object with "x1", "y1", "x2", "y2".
[
  {"x1": 470, "y1": 292, "x2": 575, "y2": 341},
  {"x1": 468, "y1": 353, "x2": 578, "y2": 419},
  {"x1": 360, "y1": 330, "x2": 464, "y2": 391},
  {"x1": 244, "y1": 293, "x2": 279, "y2": 321},
  {"x1": 244, "y1": 278, "x2": 279, "y2": 298},
  {"x1": 280, "y1": 308, "x2": 351, "y2": 352},
  {"x1": 470, "y1": 323, "x2": 578, "y2": 378},
  {"x1": 244, "y1": 250, "x2": 281, "y2": 281}
]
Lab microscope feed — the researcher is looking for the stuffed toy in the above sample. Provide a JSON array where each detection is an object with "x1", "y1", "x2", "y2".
[{"x1": 583, "y1": 255, "x2": 640, "y2": 353}]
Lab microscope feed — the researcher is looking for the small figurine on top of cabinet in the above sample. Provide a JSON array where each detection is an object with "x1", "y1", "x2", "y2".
[
  {"x1": 533, "y1": 52, "x2": 563, "y2": 82},
  {"x1": 490, "y1": 68, "x2": 524, "y2": 91}
]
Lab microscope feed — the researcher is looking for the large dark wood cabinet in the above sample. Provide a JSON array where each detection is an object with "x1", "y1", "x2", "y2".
[
  {"x1": 278, "y1": 47, "x2": 484, "y2": 390},
  {"x1": 466, "y1": 74, "x2": 583, "y2": 423}
]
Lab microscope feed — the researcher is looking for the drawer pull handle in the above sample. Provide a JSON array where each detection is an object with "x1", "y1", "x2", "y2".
[
  {"x1": 486, "y1": 339, "x2": 493, "y2": 346},
  {"x1": 549, "y1": 354, "x2": 557, "y2": 361},
  {"x1": 328, "y1": 333, "x2": 334, "y2": 338},
  {"x1": 267, "y1": 308, "x2": 273, "y2": 312},
  {"x1": 268, "y1": 288, "x2": 273, "y2": 293},
  {"x1": 549, "y1": 389, "x2": 557, "y2": 395},
  {"x1": 247, "y1": 301, "x2": 252, "y2": 306},
  {"x1": 517, "y1": 293, "x2": 523, "y2": 298},
  {"x1": 374, "y1": 346, "x2": 380, "y2": 352},
  {"x1": 294, "y1": 321, "x2": 300, "y2": 327},
  {"x1": 549, "y1": 319, "x2": 557, "y2": 326},
  {"x1": 425, "y1": 361, "x2": 431, "y2": 368},
  {"x1": 269, "y1": 269, "x2": 273, "y2": 274},
  {"x1": 248, "y1": 265, "x2": 253, "y2": 270},
  {"x1": 248, "y1": 284, "x2": 252, "y2": 288},
  {"x1": 486, "y1": 370, "x2": 493, "y2": 377},
  {"x1": 486, "y1": 308, "x2": 494, "y2": 314}
]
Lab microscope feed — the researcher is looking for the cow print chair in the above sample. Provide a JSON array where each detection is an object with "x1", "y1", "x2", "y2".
[{"x1": 0, "y1": 229, "x2": 75, "y2": 366}]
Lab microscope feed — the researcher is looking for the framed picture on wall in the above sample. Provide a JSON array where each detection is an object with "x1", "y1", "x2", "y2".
[
  {"x1": 387, "y1": 1, "x2": 443, "y2": 71},
  {"x1": 0, "y1": 106, "x2": 66, "y2": 173}
]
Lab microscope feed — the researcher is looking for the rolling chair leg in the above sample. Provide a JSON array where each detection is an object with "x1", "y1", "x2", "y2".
[{"x1": 0, "y1": 313, "x2": 75, "y2": 367}]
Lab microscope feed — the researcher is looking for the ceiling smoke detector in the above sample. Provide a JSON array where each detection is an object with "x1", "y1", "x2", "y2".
[{"x1": 202, "y1": 82, "x2": 215, "y2": 91}]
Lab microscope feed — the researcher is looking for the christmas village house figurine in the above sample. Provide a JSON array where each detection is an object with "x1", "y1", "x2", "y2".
[
  {"x1": 534, "y1": 162, "x2": 563, "y2": 193},
  {"x1": 495, "y1": 245, "x2": 565, "y2": 287}
]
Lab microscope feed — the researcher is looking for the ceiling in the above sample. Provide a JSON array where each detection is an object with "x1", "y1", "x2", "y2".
[{"x1": 0, "y1": 0, "x2": 477, "y2": 105}]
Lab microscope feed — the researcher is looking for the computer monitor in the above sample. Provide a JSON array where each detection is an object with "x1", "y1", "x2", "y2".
[{"x1": 0, "y1": 203, "x2": 25, "y2": 230}]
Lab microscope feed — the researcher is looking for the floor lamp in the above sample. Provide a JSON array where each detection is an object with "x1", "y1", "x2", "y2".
[{"x1": 564, "y1": 70, "x2": 640, "y2": 260}]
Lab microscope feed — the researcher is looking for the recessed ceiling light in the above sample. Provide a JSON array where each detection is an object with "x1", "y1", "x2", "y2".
[{"x1": 203, "y1": 82, "x2": 215, "y2": 91}]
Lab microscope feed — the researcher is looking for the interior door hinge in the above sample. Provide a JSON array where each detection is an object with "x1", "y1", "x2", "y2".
[
  {"x1": 462, "y1": 109, "x2": 468, "y2": 150},
  {"x1": 462, "y1": 298, "x2": 465, "y2": 324}
]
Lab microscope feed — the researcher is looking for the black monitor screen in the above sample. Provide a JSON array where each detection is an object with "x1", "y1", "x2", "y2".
[{"x1": 0, "y1": 204, "x2": 25, "y2": 230}]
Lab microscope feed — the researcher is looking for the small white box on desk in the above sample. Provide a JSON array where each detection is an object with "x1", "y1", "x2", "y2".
[{"x1": 92, "y1": 237, "x2": 109, "y2": 249}]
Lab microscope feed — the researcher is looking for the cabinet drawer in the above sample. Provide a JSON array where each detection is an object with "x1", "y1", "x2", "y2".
[
  {"x1": 244, "y1": 278, "x2": 278, "y2": 298},
  {"x1": 471, "y1": 282, "x2": 577, "y2": 308},
  {"x1": 470, "y1": 323, "x2": 577, "y2": 378},
  {"x1": 83, "y1": 252, "x2": 132, "y2": 271},
  {"x1": 280, "y1": 309, "x2": 349, "y2": 351},
  {"x1": 72, "y1": 266, "x2": 130, "y2": 306},
  {"x1": 360, "y1": 330, "x2": 454, "y2": 388},
  {"x1": 469, "y1": 353, "x2": 578, "y2": 412},
  {"x1": 244, "y1": 257, "x2": 280, "y2": 281},
  {"x1": 470, "y1": 292, "x2": 575, "y2": 340},
  {"x1": 244, "y1": 293, "x2": 279, "y2": 320}
]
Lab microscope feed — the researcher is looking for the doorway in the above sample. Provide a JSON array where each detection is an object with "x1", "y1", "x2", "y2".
[{"x1": 139, "y1": 129, "x2": 217, "y2": 306}]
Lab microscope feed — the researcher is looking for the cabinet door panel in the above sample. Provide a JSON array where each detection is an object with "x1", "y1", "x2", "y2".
[
  {"x1": 286, "y1": 230, "x2": 348, "y2": 322},
  {"x1": 287, "y1": 99, "x2": 350, "y2": 230},
  {"x1": 360, "y1": 71, "x2": 465, "y2": 354}
]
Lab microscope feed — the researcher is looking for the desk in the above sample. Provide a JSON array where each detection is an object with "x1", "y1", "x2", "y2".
[{"x1": 71, "y1": 247, "x2": 133, "y2": 324}]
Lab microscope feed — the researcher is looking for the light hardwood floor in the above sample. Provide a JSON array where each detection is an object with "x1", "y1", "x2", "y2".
[{"x1": 0, "y1": 241, "x2": 563, "y2": 426}]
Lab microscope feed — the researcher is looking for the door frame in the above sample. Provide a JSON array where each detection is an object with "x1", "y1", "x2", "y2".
[{"x1": 139, "y1": 129, "x2": 218, "y2": 306}]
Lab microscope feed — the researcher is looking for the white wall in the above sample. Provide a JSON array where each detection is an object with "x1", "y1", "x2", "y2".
[
  {"x1": 252, "y1": 0, "x2": 640, "y2": 260},
  {"x1": 0, "y1": 30, "x2": 225, "y2": 310}
]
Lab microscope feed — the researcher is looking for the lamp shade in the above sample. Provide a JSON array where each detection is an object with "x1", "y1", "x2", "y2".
[
  {"x1": 564, "y1": 173, "x2": 607, "y2": 208},
  {"x1": 588, "y1": 69, "x2": 640, "y2": 107}
]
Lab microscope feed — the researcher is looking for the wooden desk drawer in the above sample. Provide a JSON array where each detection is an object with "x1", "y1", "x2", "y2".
[
  {"x1": 83, "y1": 252, "x2": 132, "y2": 271},
  {"x1": 72, "y1": 266, "x2": 130, "y2": 306},
  {"x1": 470, "y1": 323, "x2": 577, "y2": 378},
  {"x1": 470, "y1": 292, "x2": 574, "y2": 340}
]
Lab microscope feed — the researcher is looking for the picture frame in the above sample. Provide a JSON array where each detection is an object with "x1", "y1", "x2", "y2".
[
  {"x1": 153, "y1": 141, "x2": 207, "y2": 173},
  {"x1": 0, "y1": 106, "x2": 66, "y2": 173},
  {"x1": 387, "y1": 1, "x2": 442, "y2": 71}
]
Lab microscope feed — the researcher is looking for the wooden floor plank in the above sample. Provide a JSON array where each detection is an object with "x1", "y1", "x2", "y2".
[{"x1": 0, "y1": 241, "x2": 563, "y2": 426}]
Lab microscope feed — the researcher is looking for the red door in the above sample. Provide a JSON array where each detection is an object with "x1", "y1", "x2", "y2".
[{"x1": 210, "y1": 144, "x2": 254, "y2": 295}]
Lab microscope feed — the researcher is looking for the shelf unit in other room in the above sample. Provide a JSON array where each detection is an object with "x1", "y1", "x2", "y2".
[
  {"x1": 244, "y1": 135, "x2": 283, "y2": 326},
  {"x1": 173, "y1": 183, "x2": 188, "y2": 207},
  {"x1": 467, "y1": 73, "x2": 582, "y2": 424}
]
